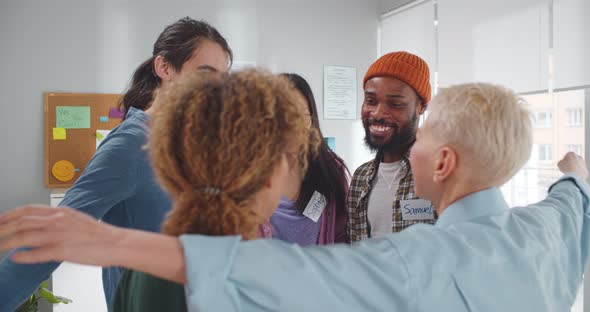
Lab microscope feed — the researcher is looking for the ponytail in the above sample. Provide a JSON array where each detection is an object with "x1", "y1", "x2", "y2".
[
  {"x1": 119, "y1": 56, "x2": 159, "y2": 116},
  {"x1": 162, "y1": 191, "x2": 259, "y2": 240}
]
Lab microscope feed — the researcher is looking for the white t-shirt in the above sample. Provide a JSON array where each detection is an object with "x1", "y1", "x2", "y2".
[{"x1": 367, "y1": 161, "x2": 404, "y2": 238}]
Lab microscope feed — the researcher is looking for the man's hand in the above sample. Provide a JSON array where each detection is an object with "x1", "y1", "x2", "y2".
[{"x1": 558, "y1": 152, "x2": 589, "y2": 180}]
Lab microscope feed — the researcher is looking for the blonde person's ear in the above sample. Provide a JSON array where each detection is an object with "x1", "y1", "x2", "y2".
[
  {"x1": 432, "y1": 146, "x2": 457, "y2": 183},
  {"x1": 153, "y1": 55, "x2": 175, "y2": 81}
]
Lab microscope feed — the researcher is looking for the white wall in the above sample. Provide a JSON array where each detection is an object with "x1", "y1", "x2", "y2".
[{"x1": 0, "y1": 0, "x2": 380, "y2": 214}]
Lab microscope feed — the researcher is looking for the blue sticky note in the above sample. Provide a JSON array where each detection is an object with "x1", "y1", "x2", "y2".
[
  {"x1": 99, "y1": 116, "x2": 109, "y2": 123},
  {"x1": 324, "y1": 137, "x2": 335, "y2": 151}
]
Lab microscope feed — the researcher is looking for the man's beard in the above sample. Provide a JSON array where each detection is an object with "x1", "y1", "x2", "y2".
[{"x1": 363, "y1": 112, "x2": 418, "y2": 154}]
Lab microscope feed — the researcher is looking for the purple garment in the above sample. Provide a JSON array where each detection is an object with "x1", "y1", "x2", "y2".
[{"x1": 269, "y1": 197, "x2": 322, "y2": 246}]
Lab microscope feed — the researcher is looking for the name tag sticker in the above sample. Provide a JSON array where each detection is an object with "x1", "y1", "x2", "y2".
[
  {"x1": 400, "y1": 199, "x2": 434, "y2": 221},
  {"x1": 303, "y1": 191, "x2": 327, "y2": 223}
]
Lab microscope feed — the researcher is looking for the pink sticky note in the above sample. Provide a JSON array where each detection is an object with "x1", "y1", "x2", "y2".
[{"x1": 109, "y1": 107, "x2": 125, "y2": 119}]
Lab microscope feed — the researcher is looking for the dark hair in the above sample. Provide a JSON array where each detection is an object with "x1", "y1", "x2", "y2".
[
  {"x1": 281, "y1": 73, "x2": 350, "y2": 217},
  {"x1": 119, "y1": 17, "x2": 233, "y2": 115}
]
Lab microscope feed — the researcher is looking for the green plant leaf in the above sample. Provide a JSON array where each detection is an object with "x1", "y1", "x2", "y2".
[
  {"x1": 39, "y1": 287, "x2": 61, "y2": 304},
  {"x1": 15, "y1": 279, "x2": 73, "y2": 311},
  {"x1": 15, "y1": 297, "x2": 38, "y2": 312},
  {"x1": 15, "y1": 294, "x2": 37, "y2": 312},
  {"x1": 54, "y1": 295, "x2": 73, "y2": 304}
]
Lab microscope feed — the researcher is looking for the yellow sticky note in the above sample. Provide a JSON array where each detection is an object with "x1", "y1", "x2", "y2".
[{"x1": 53, "y1": 128, "x2": 66, "y2": 140}]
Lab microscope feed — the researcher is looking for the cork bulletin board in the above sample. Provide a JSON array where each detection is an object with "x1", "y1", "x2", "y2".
[{"x1": 44, "y1": 93, "x2": 123, "y2": 188}]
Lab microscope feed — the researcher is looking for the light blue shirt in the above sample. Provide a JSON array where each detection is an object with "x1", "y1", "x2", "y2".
[{"x1": 180, "y1": 174, "x2": 590, "y2": 312}]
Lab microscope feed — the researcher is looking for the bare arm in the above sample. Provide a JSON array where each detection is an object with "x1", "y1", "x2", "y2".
[
  {"x1": 558, "y1": 152, "x2": 589, "y2": 179},
  {"x1": 113, "y1": 228, "x2": 186, "y2": 284},
  {"x1": 0, "y1": 205, "x2": 186, "y2": 284}
]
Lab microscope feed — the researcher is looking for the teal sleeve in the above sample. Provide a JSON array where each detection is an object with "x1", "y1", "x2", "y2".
[
  {"x1": 181, "y1": 235, "x2": 411, "y2": 312},
  {"x1": 546, "y1": 174, "x2": 590, "y2": 276}
]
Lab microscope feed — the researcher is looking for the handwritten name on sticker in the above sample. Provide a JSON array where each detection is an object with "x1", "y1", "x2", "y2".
[
  {"x1": 303, "y1": 191, "x2": 327, "y2": 223},
  {"x1": 400, "y1": 199, "x2": 434, "y2": 221}
]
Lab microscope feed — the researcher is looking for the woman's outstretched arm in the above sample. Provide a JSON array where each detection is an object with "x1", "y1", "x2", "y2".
[{"x1": 0, "y1": 205, "x2": 186, "y2": 284}]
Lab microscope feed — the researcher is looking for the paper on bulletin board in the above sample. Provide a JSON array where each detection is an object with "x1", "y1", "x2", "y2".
[
  {"x1": 109, "y1": 107, "x2": 125, "y2": 119},
  {"x1": 323, "y1": 66, "x2": 357, "y2": 120},
  {"x1": 96, "y1": 130, "x2": 111, "y2": 150},
  {"x1": 53, "y1": 128, "x2": 66, "y2": 140},
  {"x1": 56, "y1": 106, "x2": 91, "y2": 129}
]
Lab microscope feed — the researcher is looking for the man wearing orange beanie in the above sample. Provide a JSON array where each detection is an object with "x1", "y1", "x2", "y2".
[{"x1": 348, "y1": 51, "x2": 437, "y2": 242}]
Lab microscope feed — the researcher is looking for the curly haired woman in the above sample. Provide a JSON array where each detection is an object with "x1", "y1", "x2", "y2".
[{"x1": 112, "y1": 69, "x2": 320, "y2": 311}]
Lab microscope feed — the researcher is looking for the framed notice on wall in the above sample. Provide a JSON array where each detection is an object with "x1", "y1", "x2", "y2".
[{"x1": 323, "y1": 65, "x2": 357, "y2": 120}]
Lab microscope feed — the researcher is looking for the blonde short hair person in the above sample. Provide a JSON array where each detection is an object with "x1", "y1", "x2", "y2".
[
  {"x1": 1, "y1": 83, "x2": 589, "y2": 312},
  {"x1": 411, "y1": 83, "x2": 533, "y2": 207}
]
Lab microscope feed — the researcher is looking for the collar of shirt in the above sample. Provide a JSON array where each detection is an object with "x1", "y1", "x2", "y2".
[
  {"x1": 435, "y1": 187, "x2": 508, "y2": 228},
  {"x1": 364, "y1": 151, "x2": 412, "y2": 188},
  {"x1": 127, "y1": 107, "x2": 150, "y2": 123}
]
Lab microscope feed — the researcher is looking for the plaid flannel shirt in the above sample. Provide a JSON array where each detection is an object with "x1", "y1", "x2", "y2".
[{"x1": 347, "y1": 152, "x2": 437, "y2": 242}]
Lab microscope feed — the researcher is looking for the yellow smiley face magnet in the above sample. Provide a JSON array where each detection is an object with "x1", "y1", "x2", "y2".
[{"x1": 52, "y1": 160, "x2": 75, "y2": 182}]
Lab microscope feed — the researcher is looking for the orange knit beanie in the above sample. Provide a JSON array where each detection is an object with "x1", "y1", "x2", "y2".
[{"x1": 363, "y1": 51, "x2": 431, "y2": 103}]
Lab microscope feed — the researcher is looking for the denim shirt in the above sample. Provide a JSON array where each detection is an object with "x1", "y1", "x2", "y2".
[{"x1": 0, "y1": 108, "x2": 172, "y2": 312}]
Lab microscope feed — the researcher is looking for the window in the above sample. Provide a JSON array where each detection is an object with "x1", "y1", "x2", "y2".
[
  {"x1": 566, "y1": 144, "x2": 583, "y2": 155},
  {"x1": 537, "y1": 144, "x2": 553, "y2": 162},
  {"x1": 567, "y1": 108, "x2": 583, "y2": 127},
  {"x1": 501, "y1": 88, "x2": 585, "y2": 207},
  {"x1": 533, "y1": 111, "x2": 553, "y2": 128}
]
